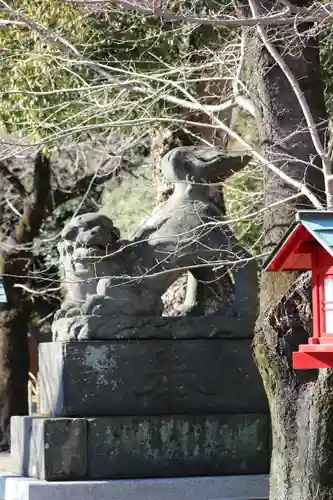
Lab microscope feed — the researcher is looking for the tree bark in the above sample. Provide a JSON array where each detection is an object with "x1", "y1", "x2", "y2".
[
  {"x1": 249, "y1": 6, "x2": 333, "y2": 498},
  {"x1": 0, "y1": 152, "x2": 51, "y2": 450}
]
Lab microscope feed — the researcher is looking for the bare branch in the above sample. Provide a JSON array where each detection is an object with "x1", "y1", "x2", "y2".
[
  {"x1": 50, "y1": 161, "x2": 124, "y2": 209},
  {"x1": 59, "y1": 0, "x2": 333, "y2": 27},
  {"x1": 248, "y1": 0, "x2": 332, "y2": 208}
]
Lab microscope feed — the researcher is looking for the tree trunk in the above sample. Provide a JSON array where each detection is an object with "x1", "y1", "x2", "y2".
[
  {"x1": 250, "y1": 7, "x2": 333, "y2": 499},
  {"x1": 0, "y1": 152, "x2": 51, "y2": 450}
]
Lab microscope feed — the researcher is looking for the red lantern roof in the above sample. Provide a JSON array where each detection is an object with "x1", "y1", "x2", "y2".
[{"x1": 264, "y1": 210, "x2": 333, "y2": 272}]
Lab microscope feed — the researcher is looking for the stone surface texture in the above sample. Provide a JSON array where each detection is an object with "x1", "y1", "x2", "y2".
[
  {"x1": 87, "y1": 414, "x2": 270, "y2": 479},
  {"x1": 10, "y1": 417, "x2": 87, "y2": 481},
  {"x1": 10, "y1": 415, "x2": 269, "y2": 481},
  {"x1": 0, "y1": 473, "x2": 269, "y2": 500},
  {"x1": 38, "y1": 340, "x2": 267, "y2": 417}
]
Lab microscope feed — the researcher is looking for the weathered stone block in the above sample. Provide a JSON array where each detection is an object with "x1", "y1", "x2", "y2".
[
  {"x1": 87, "y1": 414, "x2": 270, "y2": 479},
  {"x1": 39, "y1": 340, "x2": 267, "y2": 417},
  {"x1": 11, "y1": 416, "x2": 87, "y2": 481},
  {"x1": 0, "y1": 473, "x2": 270, "y2": 500}
]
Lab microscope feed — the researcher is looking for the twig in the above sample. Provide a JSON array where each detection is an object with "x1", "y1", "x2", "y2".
[
  {"x1": 248, "y1": 0, "x2": 332, "y2": 208},
  {"x1": 58, "y1": 0, "x2": 333, "y2": 27},
  {"x1": 13, "y1": 283, "x2": 61, "y2": 294}
]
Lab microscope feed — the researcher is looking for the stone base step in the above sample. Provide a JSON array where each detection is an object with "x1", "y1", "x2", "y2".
[
  {"x1": 11, "y1": 414, "x2": 270, "y2": 481},
  {"x1": 0, "y1": 473, "x2": 269, "y2": 500}
]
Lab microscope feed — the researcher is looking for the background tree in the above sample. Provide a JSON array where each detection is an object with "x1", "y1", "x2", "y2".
[
  {"x1": 245, "y1": 2, "x2": 331, "y2": 499},
  {"x1": 3, "y1": 6, "x2": 333, "y2": 500}
]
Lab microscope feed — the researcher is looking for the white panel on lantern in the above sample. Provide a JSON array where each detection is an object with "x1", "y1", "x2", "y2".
[{"x1": 324, "y1": 277, "x2": 333, "y2": 334}]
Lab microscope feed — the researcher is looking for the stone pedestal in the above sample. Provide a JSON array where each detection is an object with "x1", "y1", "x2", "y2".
[
  {"x1": 11, "y1": 335, "x2": 270, "y2": 483},
  {"x1": 38, "y1": 340, "x2": 267, "y2": 417}
]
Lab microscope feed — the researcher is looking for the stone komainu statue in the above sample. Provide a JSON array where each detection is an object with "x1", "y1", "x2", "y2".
[{"x1": 52, "y1": 147, "x2": 258, "y2": 341}]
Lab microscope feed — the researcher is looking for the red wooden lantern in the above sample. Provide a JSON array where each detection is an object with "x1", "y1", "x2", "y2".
[{"x1": 265, "y1": 210, "x2": 333, "y2": 369}]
